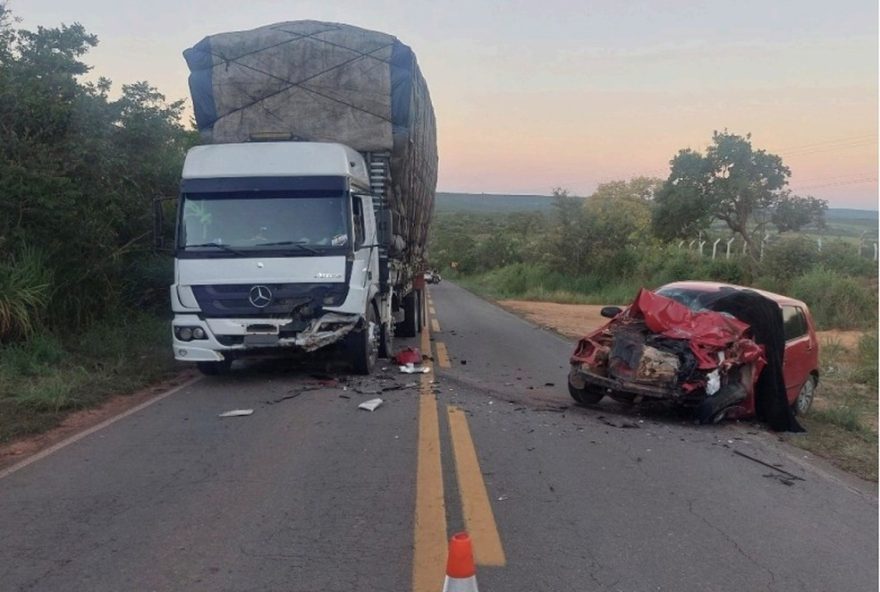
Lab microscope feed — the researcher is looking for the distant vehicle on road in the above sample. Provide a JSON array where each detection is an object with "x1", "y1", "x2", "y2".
[
  {"x1": 568, "y1": 281, "x2": 819, "y2": 424},
  {"x1": 425, "y1": 270, "x2": 442, "y2": 284}
]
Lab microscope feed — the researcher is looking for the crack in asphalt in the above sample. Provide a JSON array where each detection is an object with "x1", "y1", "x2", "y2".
[{"x1": 686, "y1": 497, "x2": 778, "y2": 592}]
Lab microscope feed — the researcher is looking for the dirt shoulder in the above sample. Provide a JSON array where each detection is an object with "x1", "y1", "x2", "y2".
[{"x1": 498, "y1": 299, "x2": 878, "y2": 481}]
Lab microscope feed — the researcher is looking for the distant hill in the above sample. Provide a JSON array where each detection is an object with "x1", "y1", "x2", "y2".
[{"x1": 435, "y1": 192, "x2": 876, "y2": 233}]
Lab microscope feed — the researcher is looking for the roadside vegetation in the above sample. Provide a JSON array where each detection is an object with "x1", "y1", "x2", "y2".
[
  {"x1": 432, "y1": 134, "x2": 878, "y2": 480},
  {"x1": 0, "y1": 5, "x2": 190, "y2": 443}
]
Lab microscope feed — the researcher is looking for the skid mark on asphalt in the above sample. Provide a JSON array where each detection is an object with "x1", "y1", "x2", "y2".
[{"x1": 447, "y1": 406, "x2": 507, "y2": 566}]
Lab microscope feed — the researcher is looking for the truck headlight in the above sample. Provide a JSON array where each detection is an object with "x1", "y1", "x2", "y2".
[
  {"x1": 178, "y1": 327, "x2": 193, "y2": 341},
  {"x1": 192, "y1": 327, "x2": 206, "y2": 339}
]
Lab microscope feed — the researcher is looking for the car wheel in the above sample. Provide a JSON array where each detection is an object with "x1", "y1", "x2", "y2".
[
  {"x1": 792, "y1": 376, "x2": 817, "y2": 415},
  {"x1": 197, "y1": 359, "x2": 232, "y2": 376},
  {"x1": 697, "y1": 383, "x2": 747, "y2": 425},
  {"x1": 348, "y1": 306, "x2": 379, "y2": 375},
  {"x1": 568, "y1": 376, "x2": 604, "y2": 405}
]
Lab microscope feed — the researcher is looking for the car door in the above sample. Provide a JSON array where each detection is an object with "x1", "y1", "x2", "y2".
[{"x1": 781, "y1": 305, "x2": 813, "y2": 403}]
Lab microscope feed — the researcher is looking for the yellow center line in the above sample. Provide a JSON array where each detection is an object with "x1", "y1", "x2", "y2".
[
  {"x1": 431, "y1": 318, "x2": 441, "y2": 333},
  {"x1": 412, "y1": 312, "x2": 447, "y2": 592},
  {"x1": 429, "y1": 306, "x2": 436, "y2": 315},
  {"x1": 447, "y1": 406, "x2": 507, "y2": 566},
  {"x1": 434, "y1": 342, "x2": 452, "y2": 368}
]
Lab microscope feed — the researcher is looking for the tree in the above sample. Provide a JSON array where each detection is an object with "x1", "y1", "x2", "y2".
[
  {"x1": 771, "y1": 193, "x2": 828, "y2": 232},
  {"x1": 652, "y1": 131, "x2": 791, "y2": 252},
  {"x1": 585, "y1": 177, "x2": 660, "y2": 248}
]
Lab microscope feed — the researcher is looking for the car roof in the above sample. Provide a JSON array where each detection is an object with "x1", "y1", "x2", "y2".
[{"x1": 657, "y1": 281, "x2": 809, "y2": 309}]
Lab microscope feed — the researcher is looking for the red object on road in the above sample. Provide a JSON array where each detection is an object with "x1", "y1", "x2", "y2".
[
  {"x1": 393, "y1": 347, "x2": 422, "y2": 365},
  {"x1": 443, "y1": 532, "x2": 478, "y2": 591}
]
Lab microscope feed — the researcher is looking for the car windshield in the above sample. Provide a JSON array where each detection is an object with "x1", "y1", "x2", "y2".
[
  {"x1": 179, "y1": 191, "x2": 350, "y2": 252},
  {"x1": 654, "y1": 287, "x2": 716, "y2": 311}
]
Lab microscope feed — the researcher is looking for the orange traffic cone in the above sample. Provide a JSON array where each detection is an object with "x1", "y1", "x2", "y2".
[{"x1": 443, "y1": 532, "x2": 479, "y2": 592}]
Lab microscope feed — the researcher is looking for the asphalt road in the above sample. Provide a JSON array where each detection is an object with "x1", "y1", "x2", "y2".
[{"x1": 1, "y1": 281, "x2": 876, "y2": 591}]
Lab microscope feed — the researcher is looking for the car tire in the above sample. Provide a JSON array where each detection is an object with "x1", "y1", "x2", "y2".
[
  {"x1": 348, "y1": 306, "x2": 378, "y2": 375},
  {"x1": 197, "y1": 359, "x2": 232, "y2": 376},
  {"x1": 568, "y1": 377, "x2": 604, "y2": 405},
  {"x1": 697, "y1": 383, "x2": 747, "y2": 425},
  {"x1": 792, "y1": 375, "x2": 817, "y2": 416}
]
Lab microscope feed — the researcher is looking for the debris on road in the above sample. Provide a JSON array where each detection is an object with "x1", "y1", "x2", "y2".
[
  {"x1": 393, "y1": 347, "x2": 422, "y2": 365},
  {"x1": 218, "y1": 409, "x2": 254, "y2": 417},
  {"x1": 597, "y1": 415, "x2": 640, "y2": 429},
  {"x1": 358, "y1": 398, "x2": 384, "y2": 412},
  {"x1": 399, "y1": 363, "x2": 430, "y2": 374},
  {"x1": 733, "y1": 449, "x2": 805, "y2": 482}
]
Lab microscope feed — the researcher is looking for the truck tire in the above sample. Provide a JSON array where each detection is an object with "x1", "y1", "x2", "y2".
[
  {"x1": 379, "y1": 319, "x2": 394, "y2": 359},
  {"x1": 197, "y1": 359, "x2": 232, "y2": 376},
  {"x1": 396, "y1": 291, "x2": 420, "y2": 338},
  {"x1": 348, "y1": 306, "x2": 378, "y2": 375},
  {"x1": 697, "y1": 383, "x2": 747, "y2": 424}
]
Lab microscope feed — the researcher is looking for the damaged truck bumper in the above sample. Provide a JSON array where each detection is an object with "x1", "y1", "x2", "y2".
[{"x1": 172, "y1": 312, "x2": 361, "y2": 361}]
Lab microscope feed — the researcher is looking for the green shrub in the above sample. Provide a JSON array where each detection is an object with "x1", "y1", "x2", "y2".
[
  {"x1": 852, "y1": 332, "x2": 879, "y2": 387},
  {"x1": 762, "y1": 237, "x2": 819, "y2": 280},
  {"x1": 790, "y1": 268, "x2": 878, "y2": 330}
]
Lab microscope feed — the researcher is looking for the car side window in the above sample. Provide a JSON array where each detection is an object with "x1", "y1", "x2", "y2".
[{"x1": 782, "y1": 306, "x2": 807, "y2": 341}]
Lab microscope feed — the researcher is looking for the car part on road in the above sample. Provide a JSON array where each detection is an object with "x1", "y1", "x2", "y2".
[
  {"x1": 393, "y1": 347, "x2": 422, "y2": 365},
  {"x1": 358, "y1": 398, "x2": 383, "y2": 411},
  {"x1": 732, "y1": 449, "x2": 805, "y2": 482},
  {"x1": 218, "y1": 409, "x2": 254, "y2": 417}
]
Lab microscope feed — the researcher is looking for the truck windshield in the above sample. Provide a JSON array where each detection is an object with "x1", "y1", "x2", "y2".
[{"x1": 179, "y1": 191, "x2": 350, "y2": 253}]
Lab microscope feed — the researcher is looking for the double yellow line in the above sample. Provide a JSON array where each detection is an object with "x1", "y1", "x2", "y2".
[{"x1": 412, "y1": 291, "x2": 505, "y2": 592}]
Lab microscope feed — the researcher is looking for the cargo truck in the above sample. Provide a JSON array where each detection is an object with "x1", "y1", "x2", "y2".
[{"x1": 170, "y1": 21, "x2": 437, "y2": 375}]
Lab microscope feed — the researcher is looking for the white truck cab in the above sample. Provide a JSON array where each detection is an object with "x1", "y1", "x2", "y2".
[{"x1": 171, "y1": 141, "x2": 393, "y2": 374}]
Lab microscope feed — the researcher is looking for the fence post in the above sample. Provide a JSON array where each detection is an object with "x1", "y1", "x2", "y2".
[
  {"x1": 817, "y1": 238, "x2": 822, "y2": 253},
  {"x1": 677, "y1": 240, "x2": 685, "y2": 250},
  {"x1": 726, "y1": 237, "x2": 735, "y2": 260},
  {"x1": 711, "y1": 238, "x2": 721, "y2": 260},
  {"x1": 688, "y1": 239, "x2": 696, "y2": 250},
  {"x1": 698, "y1": 240, "x2": 706, "y2": 257}
]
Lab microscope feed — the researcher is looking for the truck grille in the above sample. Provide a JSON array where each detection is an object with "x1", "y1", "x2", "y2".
[{"x1": 191, "y1": 283, "x2": 348, "y2": 318}]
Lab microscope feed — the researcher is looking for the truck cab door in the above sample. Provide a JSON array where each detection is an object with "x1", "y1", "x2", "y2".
[{"x1": 352, "y1": 193, "x2": 378, "y2": 299}]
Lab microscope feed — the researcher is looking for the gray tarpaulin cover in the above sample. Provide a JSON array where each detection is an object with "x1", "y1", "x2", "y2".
[{"x1": 183, "y1": 21, "x2": 437, "y2": 263}]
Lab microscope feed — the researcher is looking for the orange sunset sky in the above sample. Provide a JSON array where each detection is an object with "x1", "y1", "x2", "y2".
[{"x1": 13, "y1": 0, "x2": 880, "y2": 209}]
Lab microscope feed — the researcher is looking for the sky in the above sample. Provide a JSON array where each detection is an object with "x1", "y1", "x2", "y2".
[{"x1": 11, "y1": 0, "x2": 880, "y2": 208}]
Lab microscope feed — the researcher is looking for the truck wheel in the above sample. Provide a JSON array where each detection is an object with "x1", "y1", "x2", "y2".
[
  {"x1": 697, "y1": 383, "x2": 747, "y2": 425},
  {"x1": 197, "y1": 359, "x2": 232, "y2": 376},
  {"x1": 379, "y1": 320, "x2": 394, "y2": 359},
  {"x1": 396, "y1": 291, "x2": 419, "y2": 338},
  {"x1": 568, "y1": 373, "x2": 604, "y2": 405},
  {"x1": 348, "y1": 306, "x2": 378, "y2": 375}
]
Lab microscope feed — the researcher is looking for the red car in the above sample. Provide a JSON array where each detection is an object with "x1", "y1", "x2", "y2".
[{"x1": 568, "y1": 281, "x2": 819, "y2": 423}]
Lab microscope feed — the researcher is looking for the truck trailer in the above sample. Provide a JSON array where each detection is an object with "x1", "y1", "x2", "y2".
[{"x1": 170, "y1": 21, "x2": 437, "y2": 375}]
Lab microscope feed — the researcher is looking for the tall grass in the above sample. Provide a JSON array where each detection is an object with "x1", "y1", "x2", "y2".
[
  {"x1": 0, "y1": 247, "x2": 53, "y2": 340},
  {"x1": 0, "y1": 313, "x2": 177, "y2": 442}
]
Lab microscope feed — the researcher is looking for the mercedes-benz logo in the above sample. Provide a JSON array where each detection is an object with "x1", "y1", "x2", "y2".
[{"x1": 248, "y1": 285, "x2": 273, "y2": 308}]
